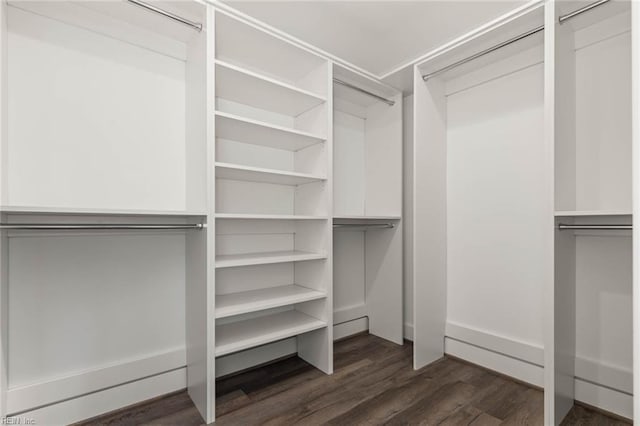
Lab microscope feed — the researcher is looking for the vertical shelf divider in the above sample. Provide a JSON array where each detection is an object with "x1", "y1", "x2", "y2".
[
  {"x1": 633, "y1": 1, "x2": 640, "y2": 420},
  {"x1": 185, "y1": 4, "x2": 216, "y2": 424},
  {"x1": 0, "y1": 0, "x2": 8, "y2": 417}
]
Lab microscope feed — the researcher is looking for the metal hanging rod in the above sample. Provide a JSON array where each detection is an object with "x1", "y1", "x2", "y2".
[
  {"x1": 559, "y1": 0, "x2": 611, "y2": 23},
  {"x1": 127, "y1": 0, "x2": 203, "y2": 32},
  {"x1": 333, "y1": 223, "x2": 395, "y2": 230},
  {"x1": 422, "y1": 25, "x2": 544, "y2": 81},
  {"x1": 558, "y1": 224, "x2": 632, "y2": 231},
  {"x1": 333, "y1": 78, "x2": 395, "y2": 106},
  {"x1": 0, "y1": 223, "x2": 205, "y2": 230},
  {"x1": 422, "y1": 0, "x2": 611, "y2": 81}
]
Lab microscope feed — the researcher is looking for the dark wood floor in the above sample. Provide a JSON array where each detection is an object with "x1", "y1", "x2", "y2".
[{"x1": 80, "y1": 334, "x2": 629, "y2": 425}]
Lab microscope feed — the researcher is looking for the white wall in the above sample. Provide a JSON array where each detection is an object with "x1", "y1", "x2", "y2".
[{"x1": 446, "y1": 63, "x2": 546, "y2": 348}]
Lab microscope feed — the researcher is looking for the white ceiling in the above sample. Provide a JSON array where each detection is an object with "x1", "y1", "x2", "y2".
[{"x1": 223, "y1": 1, "x2": 527, "y2": 78}]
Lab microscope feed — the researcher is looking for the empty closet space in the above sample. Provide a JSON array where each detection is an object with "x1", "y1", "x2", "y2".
[
  {"x1": 552, "y1": 0, "x2": 633, "y2": 420},
  {"x1": 332, "y1": 65, "x2": 403, "y2": 344},
  {"x1": 0, "y1": 0, "x2": 209, "y2": 423},
  {"x1": 413, "y1": 6, "x2": 546, "y2": 370},
  {"x1": 212, "y1": 10, "x2": 333, "y2": 392},
  {"x1": 4, "y1": 1, "x2": 208, "y2": 214}
]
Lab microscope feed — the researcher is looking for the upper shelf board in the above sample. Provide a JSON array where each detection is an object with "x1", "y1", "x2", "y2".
[
  {"x1": 215, "y1": 60, "x2": 326, "y2": 117},
  {"x1": 215, "y1": 250, "x2": 327, "y2": 268},
  {"x1": 216, "y1": 11, "x2": 327, "y2": 90},
  {"x1": 215, "y1": 162, "x2": 326, "y2": 186},
  {"x1": 0, "y1": 205, "x2": 207, "y2": 217},
  {"x1": 554, "y1": 210, "x2": 632, "y2": 217},
  {"x1": 215, "y1": 112, "x2": 325, "y2": 152},
  {"x1": 215, "y1": 214, "x2": 328, "y2": 220}
]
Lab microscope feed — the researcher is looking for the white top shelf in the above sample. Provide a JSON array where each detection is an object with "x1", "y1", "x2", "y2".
[
  {"x1": 215, "y1": 310, "x2": 326, "y2": 357},
  {"x1": 215, "y1": 214, "x2": 327, "y2": 220},
  {"x1": 555, "y1": 210, "x2": 632, "y2": 217},
  {"x1": 215, "y1": 250, "x2": 327, "y2": 269},
  {"x1": 216, "y1": 285, "x2": 326, "y2": 319},
  {"x1": 215, "y1": 60, "x2": 326, "y2": 117},
  {"x1": 215, "y1": 162, "x2": 326, "y2": 186},
  {"x1": 216, "y1": 12, "x2": 327, "y2": 91},
  {"x1": 0, "y1": 205, "x2": 207, "y2": 216},
  {"x1": 215, "y1": 111, "x2": 325, "y2": 152}
]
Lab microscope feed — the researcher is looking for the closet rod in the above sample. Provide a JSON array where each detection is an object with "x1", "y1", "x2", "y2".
[
  {"x1": 126, "y1": 0, "x2": 203, "y2": 31},
  {"x1": 333, "y1": 78, "x2": 395, "y2": 106},
  {"x1": 558, "y1": 224, "x2": 632, "y2": 230},
  {"x1": 421, "y1": 25, "x2": 544, "y2": 81},
  {"x1": 421, "y1": 0, "x2": 611, "y2": 81},
  {"x1": 333, "y1": 223, "x2": 395, "y2": 230},
  {"x1": 559, "y1": 0, "x2": 610, "y2": 23},
  {"x1": 0, "y1": 223, "x2": 205, "y2": 230}
]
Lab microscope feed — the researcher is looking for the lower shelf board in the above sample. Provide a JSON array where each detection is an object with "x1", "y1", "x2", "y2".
[
  {"x1": 554, "y1": 210, "x2": 632, "y2": 217},
  {"x1": 215, "y1": 250, "x2": 327, "y2": 268},
  {"x1": 216, "y1": 285, "x2": 326, "y2": 319},
  {"x1": 215, "y1": 310, "x2": 327, "y2": 357}
]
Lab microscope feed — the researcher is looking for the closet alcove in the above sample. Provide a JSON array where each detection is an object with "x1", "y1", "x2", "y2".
[
  {"x1": 0, "y1": 0, "x2": 211, "y2": 422},
  {"x1": 412, "y1": 0, "x2": 636, "y2": 423},
  {"x1": 331, "y1": 65, "x2": 403, "y2": 344}
]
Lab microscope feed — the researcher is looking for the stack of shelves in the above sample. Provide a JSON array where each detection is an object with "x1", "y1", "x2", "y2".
[{"x1": 212, "y1": 11, "x2": 333, "y2": 377}]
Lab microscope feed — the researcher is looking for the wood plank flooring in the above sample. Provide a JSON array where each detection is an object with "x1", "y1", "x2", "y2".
[{"x1": 79, "y1": 334, "x2": 629, "y2": 426}]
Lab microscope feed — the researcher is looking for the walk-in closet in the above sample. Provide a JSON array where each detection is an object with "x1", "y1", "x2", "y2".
[{"x1": 0, "y1": 0, "x2": 638, "y2": 424}]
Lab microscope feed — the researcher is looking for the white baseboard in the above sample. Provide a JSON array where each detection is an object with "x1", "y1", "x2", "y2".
[
  {"x1": 334, "y1": 317, "x2": 368, "y2": 340},
  {"x1": 444, "y1": 337, "x2": 544, "y2": 386},
  {"x1": 7, "y1": 348, "x2": 185, "y2": 415},
  {"x1": 404, "y1": 322, "x2": 414, "y2": 341},
  {"x1": 19, "y1": 320, "x2": 630, "y2": 424},
  {"x1": 443, "y1": 322, "x2": 633, "y2": 420},
  {"x1": 216, "y1": 338, "x2": 297, "y2": 377},
  {"x1": 334, "y1": 304, "x2": 367, "y2": 325},
  {"x1": 12, "y1": 368, "x2": 186, "y2": 426},
  {"x1": 575, "y1": 377, "x2": 632, "y2": 420}
]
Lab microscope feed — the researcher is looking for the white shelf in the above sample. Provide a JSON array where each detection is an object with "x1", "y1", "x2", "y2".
[
  {"x1": 215, "y1": 111, "x2": 325, "y2": 152},
  {"x1": 215, "y1": 214, "x2": 327, "y2": 220},
  {"x1": 555, "y1": 210, "x2": 632, "y2": 217},
  {"x1": 215, "y1": 250, "x2": 327, "y2": 268},
  {"x1": 216, "y1": 285, "x2": 326, "y2": 319},
  {"x1": 333, "y1": 215, "x2": 401, "y2": 220},
  {"x1": 215, "y1": 60, "x2": 326, "y2": 117},
  {"x1": 0, "y1": 205, "x2": 207, "y2": 216},
  {"x1": 216, "y1": 13, "x2": 327, "y2": 90},
  {"x1": 215, "y1": 162, "x2": 326, "y2": 186},
  {"x1": 215, "y1": 310, "x2": 326, "y2": 357}
]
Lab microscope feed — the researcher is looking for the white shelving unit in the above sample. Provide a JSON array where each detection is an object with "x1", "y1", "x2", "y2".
[
  {"x1": 0, "y1": 1, "x2": 400, "y2": 425},
  {"x1": 211, "y1": 10, "x2": 333, "y2": 423}
]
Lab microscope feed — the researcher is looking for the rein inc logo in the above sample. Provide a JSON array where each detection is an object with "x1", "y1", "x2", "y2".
[{"x1": 1, "y1": 418, "x2": 35, "y2": 425}]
